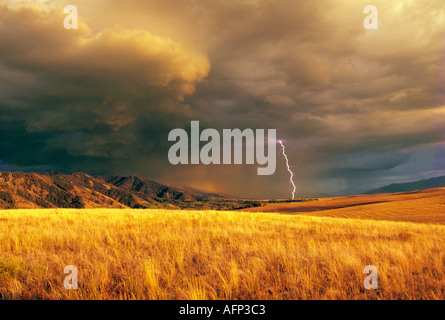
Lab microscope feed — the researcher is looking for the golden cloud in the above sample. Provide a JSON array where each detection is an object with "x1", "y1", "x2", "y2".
[{"x1": 0, "y1": 3, "x2": 210, "y2": 101}]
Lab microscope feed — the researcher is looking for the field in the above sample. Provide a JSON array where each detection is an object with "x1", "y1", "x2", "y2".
[
  {"x1": 244, "y1": 188, "x2": 445, "y2": 224},
  {"x1": 0, "y1": 199, "x2": 444, "y2": 299}
]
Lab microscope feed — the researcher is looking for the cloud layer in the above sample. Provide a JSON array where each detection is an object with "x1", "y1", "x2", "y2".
[
  {"x1": 1, "y1": 0, "x2": 444, "y2": 197},
  {"x1": 0, "y1": 2, "x2": 209, "y2": 173}
]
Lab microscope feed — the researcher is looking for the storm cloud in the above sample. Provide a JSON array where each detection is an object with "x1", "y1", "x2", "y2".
[{"x1": 1, "y1": 0, "x2": 444, "y2": 198}]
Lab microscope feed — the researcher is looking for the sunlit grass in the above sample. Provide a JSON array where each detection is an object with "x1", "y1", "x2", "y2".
[{"x1": 0, "y1": 209, "x2": 444, "y2": 299}]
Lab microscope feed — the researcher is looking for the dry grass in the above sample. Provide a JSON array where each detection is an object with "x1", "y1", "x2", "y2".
[{"x1": 0, "y1": 208, "x2": 444, "y2": 300}]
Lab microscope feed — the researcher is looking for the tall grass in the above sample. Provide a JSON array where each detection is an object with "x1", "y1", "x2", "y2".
[{"x1": 0, "y1": 209, "x2": 444, "y2": 299}]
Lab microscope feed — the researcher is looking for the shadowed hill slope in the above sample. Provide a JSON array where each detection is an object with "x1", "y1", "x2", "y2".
[{"x1": 0, "y1": 171, "x2": 258, "y2": 210}]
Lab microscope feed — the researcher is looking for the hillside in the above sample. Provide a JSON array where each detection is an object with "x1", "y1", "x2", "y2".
[
  {"x1": 367, "y1": 175, "x2": 445, "y2": 194},
  {"x1": 241, "y1": 188, "x2": 445, "y2": 224},
  {"x1": 0, "y1": 171, "x2": 259, "y2": 210}
]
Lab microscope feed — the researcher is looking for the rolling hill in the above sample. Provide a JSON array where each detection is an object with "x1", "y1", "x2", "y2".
[
  {"x1": 0, "y1": 171, "x2": 259, "y2": 210},
  {"x1": 242, "y1": 187, "x2": 445, "y2": 224}
]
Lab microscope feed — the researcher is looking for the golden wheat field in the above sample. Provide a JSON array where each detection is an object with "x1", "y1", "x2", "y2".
[{"x1": 0, "y1": 207, "x2": 444, "y2": 300}]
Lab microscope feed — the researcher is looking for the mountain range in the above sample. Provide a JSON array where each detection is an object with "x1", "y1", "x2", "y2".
[
  {"x1": 367, "y1": 175, "x2": 445, "y2": 194},
  {"x1": 0, "y1": 171, "x2": 260, "y2": 210},
  {"x1": 3, "y1": 171, "x2": 443, "y2": 210}
]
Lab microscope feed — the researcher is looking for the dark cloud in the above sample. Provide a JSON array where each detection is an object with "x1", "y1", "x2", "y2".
[
  {"x1": 0, "y1": 2, "x2": 209, "y2": 177},
  {"x1": 0, "y1": 0, "x2": 444, "y2": 198}
]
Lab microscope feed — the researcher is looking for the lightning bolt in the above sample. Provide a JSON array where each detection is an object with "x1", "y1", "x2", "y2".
[{"x1": 278, "y1": 140, "x2": 296, "y2": 199}]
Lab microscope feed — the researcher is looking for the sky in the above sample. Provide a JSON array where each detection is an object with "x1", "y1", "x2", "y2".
[{"x1": 0, "y1": 0, "x2": 444, "y2": 198}]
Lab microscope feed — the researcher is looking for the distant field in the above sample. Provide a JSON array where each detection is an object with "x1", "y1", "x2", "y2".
[
  {"x1": 243, "y1": 188, "x2": 445, "y2": 224},
  {"x1": 0, "y1": 208, "x2": 444, "y2": 299}
]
